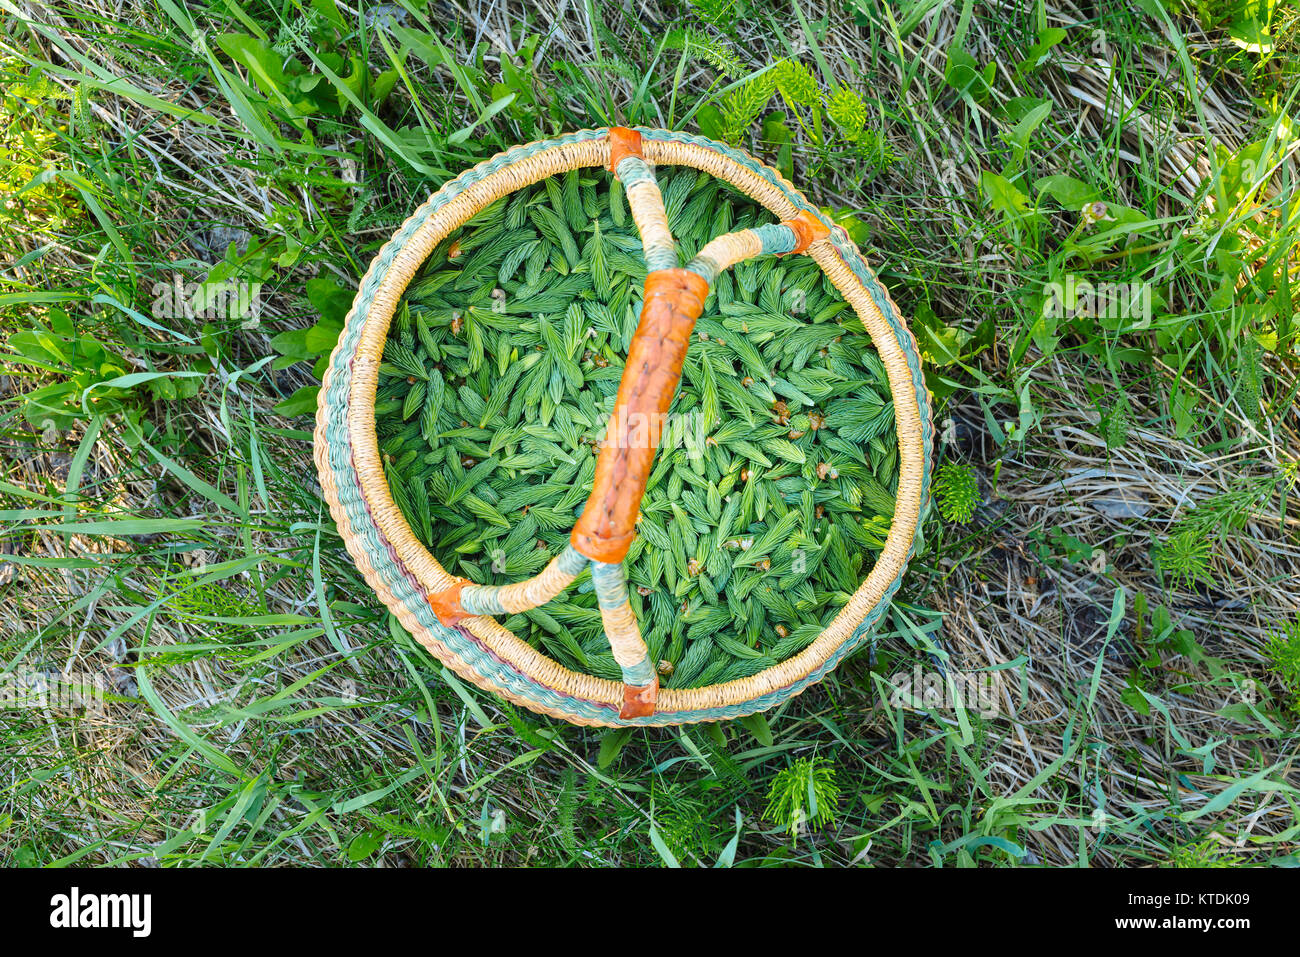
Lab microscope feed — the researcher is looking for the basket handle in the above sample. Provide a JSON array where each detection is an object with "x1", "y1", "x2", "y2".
[
  {"x1": 429, "y1": 128, "x2": 828, "y2": 719},
  {"x1": 569, "y1": 267, "x2": 709, "y2": 563},
  {"x1": 570, "y1": 131, "x2": 828, "y2": 717},
  {"x1": 571, "y1": 131, "x2": 829, "y2": 566}
]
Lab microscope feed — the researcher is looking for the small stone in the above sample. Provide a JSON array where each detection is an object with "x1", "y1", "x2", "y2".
[{"x1": 111, "y1": 666, "x2": 137, "y2": 698}]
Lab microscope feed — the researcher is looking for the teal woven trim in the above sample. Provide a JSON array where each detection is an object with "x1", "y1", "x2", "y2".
[
  {"x1": 615, "y1": 156, "x2": 677, "y2": 272},
  {"x1": 320, "y1": 126, "x2": 933, "y2": 726},
  {"x1": 461, "y1": 585, "x2": 507, "y2": 617},
  {"x1": 460, "y1": 544, "x2": 588, "y2": 616},
  {"x1": 556, "y1": 544, "x2": 588, "y2": 576},
  {"x1": 685, "y1": 224, "x2": 796, "y2": 283},
  {"x1": 753, "y1": 222, "x2": 797, "y2": 256},
  {"x1": 591, "y1": 561, "x2": 652, "y2": 687},
  {"x1": 590, "y1": 560, "x2": 628, "y2": 609},
  {"x1": 645, "y1": 249, "x2": 679, "y2": 272},
  {"x1": 614, "y1": 155, "x2": 656, "y2": 189},
  {"x1": 684, "y1": 256, "x2": 719, "y2": 283},
  {"x1": 622, "y1": 657, "x2": 656, "y2": 687}
]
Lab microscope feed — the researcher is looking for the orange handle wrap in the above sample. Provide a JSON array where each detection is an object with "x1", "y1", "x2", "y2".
[
  {"x1": 607, "y1": 126, "x2": 643, "y2": 172},
  {"x1": 779, "y1": 209, "x2": 831, "y2": 256},
  {"x1": 622, "y1": 679, "x2": 659, "y2": 719},
  {"x1": 571, "y1": 268, "x2": 710, "y2": 563},
  {"x1": 428, "y1": 578, "x2": 470, "y2": 625}
]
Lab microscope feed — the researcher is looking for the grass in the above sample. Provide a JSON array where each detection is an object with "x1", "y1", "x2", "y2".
[{"x1": 1, "y1": 0, "x2": 1298, "y2": 867}]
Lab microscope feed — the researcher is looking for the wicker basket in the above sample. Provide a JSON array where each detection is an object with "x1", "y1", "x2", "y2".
[{"x1": 314, "y1": 126, "x2": 932, "y2": 727}]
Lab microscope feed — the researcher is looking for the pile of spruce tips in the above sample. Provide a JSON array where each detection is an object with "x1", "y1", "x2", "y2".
[{"x1": 374, "y1": 167, "x2": 898, "y2": 688}]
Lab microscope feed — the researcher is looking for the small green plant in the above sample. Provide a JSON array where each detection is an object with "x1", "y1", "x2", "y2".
[
  {"x1": 772, "y1": 59, "x2": 820, "y2": 113},
  {"x1": 1181, "y1": 466, "x2": 1298, "y2": 538},
  {"x1": 662, "y1": 27, "x2": 743, "y2": 80},
  {"x1": 1264, "y1": 619, "x2": 1300, "y2": 714},
  {"x1": 933, "y1": 461, "x2": 980, "y2": 523},
  {"x1": 1121, "y1": 592, "x2": 1207, "y2": 715},
  {"x1": 717, "y1": 74, "x2": 776, "y2": 144},
  {"x1": 653, "y1": 790, "x2": 714, "y2": 864},
  {"x1": 1153, "y1": 527, "x2": 1214, "y2": 589},
  {"x1": 824, "y1": 87, "x2": 867, "y2": 139},
  {"x1": 1235, "y1": 336, "x2": 1265, "y2": 424},
  {"x1": 707, "y1": 59, "x2": 894, "y2": 175},
  {"x1": 1154, "y1": 465, "x2": 1298, "y2": 590},
  {"x1": 1169, "y1": 838, "x2": 1236, "y2": 868},
  {"x1": 0, "y1": 59, "x2": 82, "y2": 234},
  {"x1": 686, "y1": 0, "x2": 745, "y2": 35},
  {"x1": 763, "y1": 756, "x2": 840, "y2": 841},
  {"x1": 825, "y1": 86, "x2": 897, "y2": 167},
  {"x1": 1098, "y1": 397, "x2": 1132, "y2": 449}
]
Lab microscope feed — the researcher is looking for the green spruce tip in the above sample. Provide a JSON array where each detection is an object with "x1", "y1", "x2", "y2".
[{"x1": 372, "y1": 168, "x2": 901, "y2": 688}]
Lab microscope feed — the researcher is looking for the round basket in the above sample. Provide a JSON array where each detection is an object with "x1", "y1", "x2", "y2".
[{"x1": 314, "y1": 126, "x2": 932, "y2": 727}]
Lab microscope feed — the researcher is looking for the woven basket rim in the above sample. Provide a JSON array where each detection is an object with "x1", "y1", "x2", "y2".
[{"x1": 314, "y1": 127, "x2": 933, "y2": 726}]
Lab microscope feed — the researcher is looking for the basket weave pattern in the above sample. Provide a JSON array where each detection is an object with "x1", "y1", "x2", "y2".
[{"x1": 314, "y1": 127, "x2": 933, "y2": 726}]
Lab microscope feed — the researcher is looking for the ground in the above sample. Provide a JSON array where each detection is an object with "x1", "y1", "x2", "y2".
[{"x1": 1, "y1": 0, "x2": 1298, "y2": 866}]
